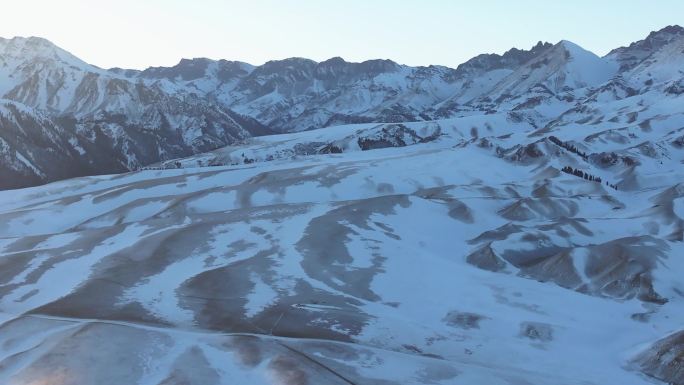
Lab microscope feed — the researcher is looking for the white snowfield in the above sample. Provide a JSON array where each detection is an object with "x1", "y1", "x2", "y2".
[
  {"x1": 1, "y1": 26, "x2": 684, "y2": 385},
  {"x1": 1, "y1": 77, "x2": 684, "y2": 384}
]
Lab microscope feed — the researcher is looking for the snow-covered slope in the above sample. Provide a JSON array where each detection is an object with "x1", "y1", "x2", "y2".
[
  {"x1": 492, "y1": 41, "x2": 617, "y2": 96},
  {"x1": 624, "y1": 34, "x2": 684, "y2": 86},
  {"x1": 464, "y1": 40, "x2": 618, "y2": 119},
  {"x1": 2, "y1": 25, "x2": 684, "y2": 385},
  {"x1": 1, "y1": 99, "x2": 683, "y2": 383}
]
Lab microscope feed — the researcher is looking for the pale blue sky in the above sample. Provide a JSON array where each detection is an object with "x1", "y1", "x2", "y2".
[{"x1": 4, "y1": 0, "x2": 684, "y2": 69}]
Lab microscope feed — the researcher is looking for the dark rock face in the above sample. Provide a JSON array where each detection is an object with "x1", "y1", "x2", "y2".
[
  {"x1": 314, "y1": 57, "x2": 402, "y2": 81},
  {"x1": 141, "y1": 58, "x2": 213, "y2": 81},
  {"x1": 0, "y1": 97, "x2": 269, "y2": 190},
  {"x1": 356, "y1": 124, "x2": 437, "y2": 151},
  {"x1": 634, "y1": 330, "x2": 684, "y2": 385},
  {"x1": 466, "y1": 243, "x2": 508, "y2": 272},
  {"x1": 234, "y1": 58, "x2": 318, "y2": 98},
  {"x1": 666, "y1": 79, "x2": 684, "y2": 95},
  {"x1": 318, "y1": 143, "x2": 343, "y2": 154},
  {"x1": 519, "y1": 322, "x2": 554, "y2": 342},
  {"x1": 358, "y1": 124, "x2": 413, "y2": 150},
  {"x1": 454, "y1": 41, "x2": 553, "y2": 79},
  {"x1": 444, "y1": 311, "x2": 487, "y2": 330},
  {"x1": 508, "y1": 142, "x2": 546, "y2": 163},
  {"x1": 527, "y1": 236, "x2": 668, "y2": 304},
  {"x1": 140, "y1": 58, "x2": 252, "y2": 82},
  {"x1": 0, "y1": 37, "x2": 277, "y2": 189},
  {"x1": 592, "y1": 152, "x2": 621, "y2": 168},
  {"x1": 0, "y1": 35, "x2": 277, "y2": 189},
  {"x1": 672, "y1": 135, "x2": 684, "y2": 148},
  {"x1": 0, "y1": 101, "x2": 124, "y2": 190},
  {"x1": 322, "y1": 113, "x2": 375, "y2": 128},
  {"x1": 220, "y1": 56, "x2": 431, "y2": 132}
]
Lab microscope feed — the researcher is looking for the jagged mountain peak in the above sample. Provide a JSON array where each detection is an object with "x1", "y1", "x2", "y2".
[
  {"x1": 107, "y1": 67, "x2": 142, "y2": 77},
  {"x1": 475, "y1": 39, "x2": 617, "y2": 105},
  {"x1": 238, "y1": 57, "x2": 318, "y2": 91},
  {"x1": 503, "y1": 40, "x2": 554, "y2": 59},
  {"x1": 453, "y1": 41, "x2": 553, "y2": 79},
  {"x1": 607, "y1": 25, "x2": 684, "y2": 71},
  {"x1": 1, "y1": 35, "x2": 56, "y2": 49},
  {"x1": 260, "y1": 56, "x2": 318, "y2": 70},
  {"x1": 543, "y1": 39, "x2": 603, "y2": 63},
  {"x1": 624, "y1": 32, "x2": 684, "y2": 85},
  {"x1": 234, "y1": 57, "x2": 403, "y2": 96},
  {"x1": 1, "y1": 26, "x2": 683, "y2": 188},
  {"x1": 318, "y1": 56, "x2": 346, "y2": 66},
  {"x1": 0, "y1": 35, "x2": 95, "y2": 71},
  {"x1": 556, "y1": 39, "x2": 586, "y2": 52},
  {"x1": 655, "y1": 24, "x2": 684, "y2": 35},
  {"x1": 138, "y1": 57, "x2": 253, "y2": 82},
  {"x1": 627, "y1": 24, "x2": 684, "y2": 51},
  {"x1": 553, "y1": 39, "x2": 615, "y2": 75},
  {"x1": 315, "y1": 57, "x2": 401, "y2": 78}
]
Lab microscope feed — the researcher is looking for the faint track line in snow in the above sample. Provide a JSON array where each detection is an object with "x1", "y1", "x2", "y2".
[
  {"x1": 276, "y1": 341, "x2": 358, "y2": 385},
  {"x1": 270, "y1": 311, "x2": 285, "y2": 335}
]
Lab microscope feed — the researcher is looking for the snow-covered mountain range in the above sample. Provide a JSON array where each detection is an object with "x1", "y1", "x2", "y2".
[
  {"x1": 1, "y1": 25, "x2": 684, "y2": 385},
  {"x1": 1, "y1": 25, "x2": 683, "y2": 189},
  {"x1": 0, "y1": 36, "x2": 269, "y2": 189}
]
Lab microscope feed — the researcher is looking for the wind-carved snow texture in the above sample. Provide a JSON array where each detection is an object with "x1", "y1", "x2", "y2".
[{"x1": 1, "y1": 26, "x2": 684, "y2": 385}]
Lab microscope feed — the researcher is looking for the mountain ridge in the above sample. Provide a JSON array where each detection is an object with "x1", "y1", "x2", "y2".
[{"x1": 1, "y1": 25, "x2": 683, "y2": 189}]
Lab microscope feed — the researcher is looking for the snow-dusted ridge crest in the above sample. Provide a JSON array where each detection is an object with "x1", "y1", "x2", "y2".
[{"x1": 1, "y1": 25, "x2": 684, "y2": 384}]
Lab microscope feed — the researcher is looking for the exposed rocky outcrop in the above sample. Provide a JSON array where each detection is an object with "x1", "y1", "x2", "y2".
[{"x1": 634, "y1": 330, "x2": 684, "y2": 385}]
